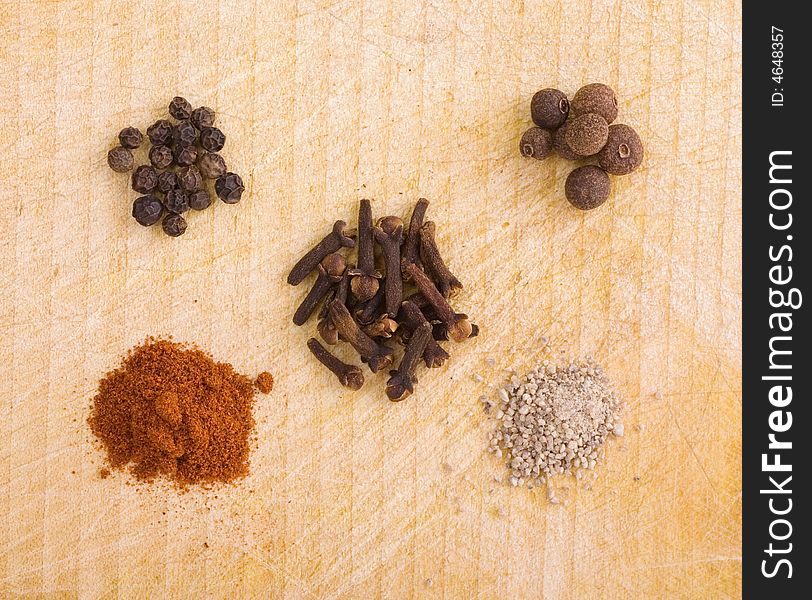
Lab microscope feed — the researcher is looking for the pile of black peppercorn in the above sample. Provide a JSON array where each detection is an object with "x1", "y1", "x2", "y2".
[
  {"x1": 106, "y1": 97, "x2": 245, "y2": 237},
  {"x1": 519, "y1": 83, "x2": 644, "y2": 210},
  {"x1": 287, "y1": 199, "x2": 477, "y2": 401}
]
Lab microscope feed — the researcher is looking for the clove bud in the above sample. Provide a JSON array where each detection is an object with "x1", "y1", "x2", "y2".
[
  {"x1": 328, "y1": 299, "x2": 394, "y2": 373},
  {"x1": 404, "y1": 263, "x2": 472, "y2": 343},
  {"x1": 288, "y1": 220, "x2": 355, "y2": 285},
  {"x1": 307, "y1": 338, "x2": 364, "y2": 390},
  {"x1": 386, "y1": 322, "x2": 432, "y2": 401}
]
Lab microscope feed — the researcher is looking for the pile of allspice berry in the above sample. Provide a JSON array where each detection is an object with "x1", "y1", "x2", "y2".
[
  {"x1": 287, "y1": 199, "x2": 477, "y2": 401},
  {"x1": 106, "y1": 97, "x2": 245, "y2": 237},
  {"x1": 519, "y1": 83, "x2": 643, "y2": 210}
]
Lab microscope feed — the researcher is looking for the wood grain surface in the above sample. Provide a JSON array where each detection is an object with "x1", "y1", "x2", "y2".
[{"x1": 0, "y1": 0, "x2": 742, "y2": 598}]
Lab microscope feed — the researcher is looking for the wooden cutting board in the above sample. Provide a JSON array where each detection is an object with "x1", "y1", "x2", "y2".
[{"x1": 0, "y1": 0, "x2": 741, "y2": 597}]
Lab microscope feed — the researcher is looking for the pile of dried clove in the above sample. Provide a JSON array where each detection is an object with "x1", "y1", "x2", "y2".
[
  {"x1": 106, "y1": 97, "x2": 245, "y2": 237},
  {"x1": 287, "y1": 199, "x2": 477, "y2": 401}
]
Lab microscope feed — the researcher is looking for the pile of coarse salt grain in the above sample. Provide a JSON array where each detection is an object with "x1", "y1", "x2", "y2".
[{"x1": 488, "y1": 358, "x2": 623, "y2": 488}]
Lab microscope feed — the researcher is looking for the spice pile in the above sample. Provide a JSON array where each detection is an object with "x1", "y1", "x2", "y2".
[
  {"x1": 288, "y1": 199, "x2": 477, "y2": 400},
  {"x1": 88, "y1": 339, "x2": 272, "y2": 485},
  {"x1": 519, "y1": 83, "x2": 644, "y2": 210},
  {"x1": 106, "y1": 97, "x2": 245, "y2": 237},
  {"x1": 488, "y1": 358, "x2": 622, "y2": 488}
]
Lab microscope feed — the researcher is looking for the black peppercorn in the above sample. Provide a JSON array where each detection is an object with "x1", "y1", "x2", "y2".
[
  {"x1": 519, "y1": 127, "x2": 553, "y2": 160},
  {"x1": 198, "y1": 152, "x2": 227, "y2": 179},
  {"x1": 131, "y1": 165, "x2": 158, "y2": 193},
  {"x1": 565, "y1": 113, "x2": 609, "y2": 157},
  {"x1": 107, "y1": 146, "x2": 134, "y2": 172},
  {"x1": 162, "y1": 213, "x2": 188, "y2": 237},
  {"x1": 565, "y1": 165, "x2": 611, "y2": 210},
  {"x1": 156, "y1": 171, "x2": 179, "y2": 194},
  {"x1": 188, "y1": 189, "x2": 212, "y2": 211},
  {"x1": 147, "y1": 119, "x2": 174, "y2": 146},
  {"x1": 164, "y1": 189, "x2": 190, "y2": 214},
  {"x1": 571, "y1": 83, "x2": 618, "y2": 124},
  {"x1": 199, "y1": 127, "x2": 226, "y2": 152},
  {"x1": 173, "y1": 121, "x2": 198, "y2": 148},
  {"x1": 118, "y1": 127, "x2": 143, "y2": 149},
  {"x1": 597, "y1": 123, "x2": 644, "y2": 175},
  {"x1": 530, "y1": 88, "x2": 569, "y2": 129},
  {"x1": 552, "y1": 122, "x2": 583, "y2": 160},
  {"x1": 215, "y1": 172, "x2": 245, "y2": 204},
  {"x1": 173, "y1": 145, "x2": 198, "y2": 167},
  {"x1": 179, "y1": 165, "x2": 203, "y2": 191},
  {"x1": 132, "y1": 195, "x2": 163, "y2": 226},
  {"x1": 190, "y1": 106, "x2": 215, "y2": 130},
  {"x1": 149, "y1": 145, "x2": 174, "y2": 169},
  {"x1": 168, "y1": 96, "x2": 192, "y2": 121}
]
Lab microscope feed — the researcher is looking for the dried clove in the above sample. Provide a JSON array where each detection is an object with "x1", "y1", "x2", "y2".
[
  {"x1": 307, "y1": 338, "x2": 364, "y2": 390},
  {"x1": 293, "y1": 253, "x2": 346, "y2": 326},
  {"x1": 386, "y1": 322, "x2": 432, "y2": 401},
  {"x1": 433, "y1": 321, "x2": 479, "y2": 341},
  {"x1": 373, "y1": 215, "x2": 404, "y2": 317},
  {"x1": 317, "y1": 269, "x2": 350, "y2": 345},
  {"x1": 404, "y1": 263, "x2": 472, "y2": 343},
  {"x1": 419, "y1": 221, "x2": 462, "y2": 298},
  {"x1": 348, "y1": 199, "x2": 381, "y2": 302},
  {"x1": 399, "y1": 300, "x2": 450, "y2": 368},
  {"x1": 288, "y1": 198, "x2": 474, "y2": 399},
  {"x1": 328, "y1": 299, "x2": 393, "y2": 373},
  {"x1": 287, "y1": 220, "x2": 356, "y2": 285},
  {"x1": 403, "y1": 292, "x2": 441, "y2": 322},
  {"x1": 401, "y1": 198, "x2": 428, "y2": 276},
  {"x1": 317, "y1": 318, "x2": 340, "y2": 346},
  {"x1": 361, "y1": 315, "x2": 399, "y2": 339}
]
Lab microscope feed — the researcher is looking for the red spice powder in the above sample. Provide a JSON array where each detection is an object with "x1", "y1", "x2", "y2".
[
  {"x1": 255, "y1": 371, "x2": 274, "y2": 394},
  {"x1": 88, "y1": 339, "x2": 256, "y2": 485}
]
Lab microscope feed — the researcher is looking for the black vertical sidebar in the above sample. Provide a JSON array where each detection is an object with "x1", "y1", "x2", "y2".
[{"x1": 743, "y1": 2, "x2": 808, "y2": 597}]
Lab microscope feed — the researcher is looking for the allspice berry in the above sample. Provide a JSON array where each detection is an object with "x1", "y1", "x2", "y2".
[
  {"x1": 168, "y1": 96, "x2": 192, "y2": 121},
  {"x1": 597, "y1": 123, "x2": 643, "y2": 175},
  {"x1": 164, "y1": 189, "x2": 190, "y2": 214},
  {"x1": 131, "y1": 165, "x2": 158, "y2": 194},
  {"x1": 132, "y1": 195, "x2": 163, "y2": 226},
  {"x1": 118, "y1": 127, "x2": 143, "y2": 149},
  {"x1": 174, "y1": 145, "x2": 198, "y2": 167},
  {"x1": 173, "y1": 121, "x2": 198, "y2": 147},
  {"x1": 162, "y1": 213, "x2": 187, "y2": 237},
  {"x1": 156, "y1": 171, "x2": 179, "y2": 194},
  {"x1": 552, "y1": 122, "x2": 583, "y2": 160},
  {"x1": 198, "y1": 152, "x2": 227, "y2": 179},
  {"x1": 215, "y1": 172, "x2": 245, "y2": 204},
  {"x1": 147, "y1": 119, "x2": 174, "y2": 146},
  {"x1": 200, "y1": 127, "x2": 226, "y2": 152},
  {"x1": 530, "y1": 88, "x2": 569, "y2": 129},
  {"x1": 107, "y1": 146, "x2": 134, "y2": 172},
  {"x1": 565, "y1": 165, "x2": 611, "y2": 210},
  {"x1": 565, "y1": 113, "x2": 609, "y2": 157},
  {"x1": 188, "y1": 189, "x2": 212, "y2": 211},
  {"x1": 190, "y1": 106, "x2": 215, "y2": 130},
  {"x1": 179, "y1": 165, "x2": 203, "y2": 191},
  {"x1": 149, "y1": 144, "x2": 174, "y2": 169},
  {"x1": 571, "y1": 83, "x2": 618, "y2": 124},
  {"x1": 519, "y1": 127, "x2": 553, "y2": 160}
]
